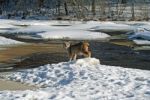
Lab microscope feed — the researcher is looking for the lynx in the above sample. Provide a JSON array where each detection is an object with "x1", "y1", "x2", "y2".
[{"x1": 64, "y1": 41, "x2": 91, "y2": 61}]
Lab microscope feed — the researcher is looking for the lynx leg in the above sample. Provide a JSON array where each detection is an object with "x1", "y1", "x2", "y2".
[
  {"x1": 69, "y1": 54, "x2": 73, "y2": 61},
  {"x1": 88, "y1": 51, "x2": 91, "y2": 58},
  {"x1": 69, "y1": 58, "x2": 72, "y2": 62},
  {"x1": 73, "y1": 54, "x2": 77, "y2": 61}
]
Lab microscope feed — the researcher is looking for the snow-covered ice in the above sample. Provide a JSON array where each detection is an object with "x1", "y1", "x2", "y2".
[
  {"x1": 128, "y1": 28, "x2": 150, "y2": 45},
  {"x1": 0, "y1": 36, "x2": 24, "y2": 46},
  {"x1": 0, "y1": 58, "x2": 150, "y2": 100},
  {"x1": 133, "y1": 39, "x2": 150, "y2": 45},
  {"x1": 129, "y1": 29, "x2": 150, "y2": 41},
  {"x1": 90, "y1": 22, "x2": 134, "y2": 31},
  {"x1": 1, "y1": 20, "x2": 140, "y2": 41},
  {"x1": 0, "y1": 20, "x2": 111, "y2": 40},
  {"x1": 38, "y1": 30, "x2": 109, "y2": 40},
  {"x1": 2, "y1": 19, "x2": 150, "y2": 43}
]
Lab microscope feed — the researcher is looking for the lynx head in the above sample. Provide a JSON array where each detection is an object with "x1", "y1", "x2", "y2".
[
  {"x1": 82, "y1": 41, "x2": 89, "y2": 46},
  {"x1": 63, "y1": 41, "x2": 71, "y2": 49}
]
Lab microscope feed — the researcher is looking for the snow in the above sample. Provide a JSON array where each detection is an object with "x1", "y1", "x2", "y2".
[
  {"x1": 3, "y1": 19, "x2": 150, "y2": 42},
  {"x1": 133, "y1": 39, "x2": 150, "y2": 45},
  {"x1": 90, "y1": 22, "x2": 134, "y2": 31},
  {"x1": 138, "y1": 24, "x2": 150, "y2": 31},
  {"x1": 130, "y1": 31, "x2": 150, "y2": 41},
  {"x1": 1, "y1": 19, "x2": 150, "y2": 99},
  {"x1": 38, "y1": 30, "x2": 109, "y2": 40},
  {"x1": 0, "y1": 36, "x2": 24, "y2": 46},
  {"x1": 128, "y1": 28, "x2": 150, "y2": 45},
  {"x1": 0, "y1": 58, "x2": 150, "y2": 100},
  {"x1": 0, "y1": 20, "x2": 111, "y2": 40}
]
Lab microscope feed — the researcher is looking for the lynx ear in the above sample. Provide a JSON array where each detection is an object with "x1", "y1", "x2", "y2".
[{"x1": 63, "y1": 41, "x2": 70, "y2": 49}]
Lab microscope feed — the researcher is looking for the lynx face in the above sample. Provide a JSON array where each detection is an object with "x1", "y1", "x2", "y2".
[
  {"x1": 64, "y1": 41, "x2": 91, "y2": 61},
  {"x1": 64, "y1": 42, "x2": 70, "y2": 49}
]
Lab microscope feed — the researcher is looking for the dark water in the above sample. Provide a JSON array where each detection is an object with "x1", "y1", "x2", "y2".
[
  {"x1": 90, "y1": 42, "x2": 150, "y2": 70},
  {"x1": 1, "y1": 41, "x2": 149, "y2": 72}
]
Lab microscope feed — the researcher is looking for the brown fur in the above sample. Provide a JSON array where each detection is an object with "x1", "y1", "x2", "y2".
[{"x1": 64, "y1": 41, "x2": 91, "y2": 61}]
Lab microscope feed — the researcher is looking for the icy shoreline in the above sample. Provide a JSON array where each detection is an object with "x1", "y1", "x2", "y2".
[
  {"x1": 1, "y1": 19, "x2": 150, "y2": 45},
  {"x1": 0, "y1": 36, "x2": 24, "y2": 46}
]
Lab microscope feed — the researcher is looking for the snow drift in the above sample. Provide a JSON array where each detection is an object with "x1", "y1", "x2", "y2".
[{"x1": 1, "y1": 58, "x2": 150, "y2": 100}]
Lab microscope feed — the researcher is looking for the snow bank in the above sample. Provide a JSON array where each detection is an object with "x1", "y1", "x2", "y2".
[
  {"x1": 129, "y1": 28, "x2": 150, "y2": 45},
  {"x1": 0, "y1": 19, "x2": 82, "y2": 26},
  {"x1": 1, "y1": 58, "x2": 150, "y2": 100},
  {"x1": 138, "y1": 24, "x2": 150, "y2": 31},
  {"x1": 133, "y1": 39, "x2": 150, "y2": 45},
  {"x1": 0, "y1": 20, "x2": 110, "y2": 40},
  {"x1": 130, "y1": 28, "x2": 150, "y2": 40},
  {"x1": 2, "y1": 19, "x2": 150, "y2": 44},
  {"x1": 0, "y1": 36, "x2": 24, "y2": 46},
  {"x1": 68, "y1": 21, "x2": 134, "y2": 31},
  {"x1": 4, "y1": 20, "x2": 150, "y2": 41},
  {"x1": 130, "y1": 31, "x2": 150, "y2": 41}
]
